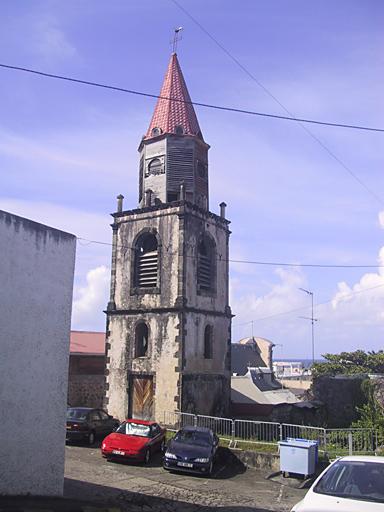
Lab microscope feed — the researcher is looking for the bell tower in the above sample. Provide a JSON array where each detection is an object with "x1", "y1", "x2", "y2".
[
  {"x1": 105, "y1": 53, "x2": 232, "y2": 422},
  {"x1": 138, "y1": 53, "x2": 209, "y2": 210}
]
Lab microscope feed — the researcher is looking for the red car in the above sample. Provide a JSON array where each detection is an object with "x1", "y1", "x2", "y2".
[{"x1": 101, "y1": 419, "x2": 166, "y2": 463}]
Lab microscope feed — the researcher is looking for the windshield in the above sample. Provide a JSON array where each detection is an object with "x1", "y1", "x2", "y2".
[
  {"x1": 174, "y1": 430, "x2": 211, "y2": 447},
  {"x1": 67, "y1": 409, "x2": 88, "y2": 421},
  {"x1": 116, "y1": 422, "x2": 151, "y2": 437},
  {"x1": 314, "y1": 460, "x2": 384, "y2": 503}
]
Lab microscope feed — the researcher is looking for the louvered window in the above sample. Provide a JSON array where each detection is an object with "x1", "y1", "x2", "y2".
[
  {"x1": 167, "y1": 146, "x2": 194, "y2": 192},
  {"x1": 135, "y1": 233, "x2": 158, "y2": 288},
  {"x1": 197, "y1": 239, "x2": 213, "y2": 291}
]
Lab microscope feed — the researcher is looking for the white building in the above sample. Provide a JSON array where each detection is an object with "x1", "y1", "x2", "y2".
[{"x1": 0, "y1": 210, "x2": 76, "y2": 496}]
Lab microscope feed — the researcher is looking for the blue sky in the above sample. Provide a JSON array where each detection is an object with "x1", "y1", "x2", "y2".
[{"x1": 1, "y1": 0, "x2": 383, "y2": 358}]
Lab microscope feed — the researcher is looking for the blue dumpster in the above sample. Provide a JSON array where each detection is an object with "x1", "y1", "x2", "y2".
[{"x1": 278, "y1": 438, "x2": 318, "y2": 477}]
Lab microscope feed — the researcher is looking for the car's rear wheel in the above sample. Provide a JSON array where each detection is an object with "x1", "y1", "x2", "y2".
[
  {"x1": 144, "y1": 449, "x2": 151, "y2": 464},
  {"x1": 88, "y1": 431, "x2": 95, "y2": 445}
]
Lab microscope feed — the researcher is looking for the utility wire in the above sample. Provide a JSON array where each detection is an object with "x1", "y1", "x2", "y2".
[
  {"x1": 77, "y1": 235, "x2": 384, "y2": 325},
  {"x1": 77, "y1": 237, "x2": 384, "y2": 269},
  {"x1": 233, "y1": 282, "x2": 384, "y2": 327},
  {"x1": 171, "y1": 0, "x2": 384, "y2": 206},
  {"x1": 0, "y1": 63, "x2": 383, "y2": 134}
]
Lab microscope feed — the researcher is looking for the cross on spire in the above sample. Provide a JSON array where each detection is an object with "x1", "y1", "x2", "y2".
[{"x1": 172, "y1": 27, "x2": 183, "y2": 53}]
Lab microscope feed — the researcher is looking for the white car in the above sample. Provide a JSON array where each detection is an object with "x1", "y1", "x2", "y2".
[{"x1": 291, "y1": 455, "x2": 384, "y2": 511}]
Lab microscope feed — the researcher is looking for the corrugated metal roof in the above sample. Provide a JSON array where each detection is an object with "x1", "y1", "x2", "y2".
[
  {"x1": 231, "y1": 373, "x2": 299, "y2": 405},
  {"x1": 70, "y1": 330, "x2": 105, "y2": 355}
]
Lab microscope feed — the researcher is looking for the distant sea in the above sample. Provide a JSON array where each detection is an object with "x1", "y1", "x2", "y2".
[{"x1": 274, "y1": 358, "x2": 325, "y2": 369}]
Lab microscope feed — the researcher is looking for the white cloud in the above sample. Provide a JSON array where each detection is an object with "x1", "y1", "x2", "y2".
[
  {"x1": 231, "y1": 267, "x2": 310, "y2": 343},
  {"x1": 0, "y1": 198, "x2": 111, "y2": 242},
  {"x1": 0, "y1": 131, "x2": 96, "y2": 170},
  {"x1": 329, "y1": 212, "x2": 384, "y2": 322},
  {"x1": 32, "y1": 15, "x2": 77, "y2": 61},
  {"x1": 72, "y1": 266, "x2": 110, "y2": 331},
  {"x1": 230, "y1": 212, "x2": 384, "y2": 355}
]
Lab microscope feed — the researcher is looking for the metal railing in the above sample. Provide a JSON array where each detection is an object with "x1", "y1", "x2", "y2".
[
  {"x1": 234, "y1": 419, "x2": 280, "y2": 445},
  {"x1": 282, "y1": 423, "x2": 326, "y2": 449},
  {"x1": 162, "y1": 411, "x2": 384, "y2": 456},
  {"x1": 196, "y1": 414, "x2": 233, "y2": 437}
]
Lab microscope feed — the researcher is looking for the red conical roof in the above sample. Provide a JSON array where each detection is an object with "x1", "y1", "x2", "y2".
[{"x1": 145, "y1": 53, "x2": 202, "y2": 139}]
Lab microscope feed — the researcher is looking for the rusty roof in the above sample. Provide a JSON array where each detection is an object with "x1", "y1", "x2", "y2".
[{"x1": 70, "y1": 330, "x2": 105, "y2": 355}]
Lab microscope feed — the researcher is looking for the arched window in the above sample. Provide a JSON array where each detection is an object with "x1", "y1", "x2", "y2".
[
  {"x1": 197, "y1": 236, "x2": 215, "y2": 292},
  {"x1": 151, "y1": 127, "x2": 162, "y2": 137},
  {"x1": 204, "y1": 325, "x2": 213, "y2": 359},
  {"x1": 135, "y1": 233, "x2": 158, "y2": 288},
  {"x1": 135, "y1": 322, "x2": 149, "y2": 357},
  {"x1": 147, "y1": 158, "x2": 162, "y2": 176}
]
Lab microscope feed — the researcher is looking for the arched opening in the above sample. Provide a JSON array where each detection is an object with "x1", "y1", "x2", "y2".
[
  {"x1": 147, "y1": 158, "x2": 162, "y2": 176},
  {"x1": 135, "y1": 233, "x2": 159, "y2": 288},
  {"x1": 135, "y1": 322, "x2": 149, "y2": 357},
  {"x1": 204, "y1": 325, "x2": 213, "y2": 359}
]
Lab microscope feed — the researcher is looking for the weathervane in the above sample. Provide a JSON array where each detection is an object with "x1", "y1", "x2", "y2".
[{"x1": 172, "y1": 27, "x2": 183, "y2": 53}]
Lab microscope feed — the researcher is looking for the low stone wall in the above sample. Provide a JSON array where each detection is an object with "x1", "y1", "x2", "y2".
[
  {"x1": 218, "y1": 446, "x2": 280, "y2": 472},
  {"x1": 68, "y1": 374, "x2": 104, "y2": 408},
  {"x1": 229, "y1": 447, "x2": 280, "y2": 472}
]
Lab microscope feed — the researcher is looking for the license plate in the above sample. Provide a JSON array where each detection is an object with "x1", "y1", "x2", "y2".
[
  {"x1": 112, "y1": 450, "x2": 125, "y2": 455},
  {"x1": 177, "y1": 462, "x2": 193, "y2": 468},
  {"x1": 66, "y1": 426, "x2": 71, "y2": 430}
]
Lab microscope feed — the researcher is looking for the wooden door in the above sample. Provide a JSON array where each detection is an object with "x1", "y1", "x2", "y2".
[{"x1": 130, "y1": 375, "x2": 154, "y2": 420}]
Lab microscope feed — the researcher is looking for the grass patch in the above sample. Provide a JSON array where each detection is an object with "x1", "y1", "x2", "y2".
[{"x1": 164, "y1": 429, "x2": 279, "y2": 454}]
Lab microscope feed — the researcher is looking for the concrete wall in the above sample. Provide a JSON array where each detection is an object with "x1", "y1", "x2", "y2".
[
  {"x1": 0, "y1": 210, "x2": 76, "y2": 496},
  {"x1": 311, "y1": 375, "x2": 367, "y2": 428}
]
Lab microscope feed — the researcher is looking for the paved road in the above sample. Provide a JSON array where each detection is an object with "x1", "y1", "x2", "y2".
[{"x1": 64, "y1": 444, "x2": 306, "y2": 511}]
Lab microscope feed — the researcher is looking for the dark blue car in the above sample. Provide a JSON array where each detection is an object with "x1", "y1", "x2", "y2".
[{"x1": 163, "y1": 426, "x2": 219, "y2": 476}]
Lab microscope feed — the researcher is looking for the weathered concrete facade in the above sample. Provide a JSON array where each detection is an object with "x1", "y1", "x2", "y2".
[
  {"x1": 105, "y1": 202, "x2": 231, "y2": 421},
  {"x1": 105, "y1": 53, "x2": 231, "y2": 422},
  {"x1": 0, "y1": 210, "x2": 76, "y2": 496}
]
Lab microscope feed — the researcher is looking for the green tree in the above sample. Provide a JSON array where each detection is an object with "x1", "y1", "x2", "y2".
[
  {"x1": 312, "y1": 350, "x2": 384, "y2": 377},
  {"x1": 352, "y1": 379, "x2": 384, "y2": 430}
]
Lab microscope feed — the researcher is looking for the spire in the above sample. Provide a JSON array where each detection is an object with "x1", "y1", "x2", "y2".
[{"x1": 145, "y1": 53, "x2": 203, "y2": 140}]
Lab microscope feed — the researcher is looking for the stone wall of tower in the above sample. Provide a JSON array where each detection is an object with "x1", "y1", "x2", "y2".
[
  {"x1": 105, "y1": 201, "x2": 231, "y2": 421},
  {"x1": 105, "y1": 203, "x2": 182, "y2": 421},
  {"x1": 106, "y1": 313, "x2": 180, "y2": 422}
]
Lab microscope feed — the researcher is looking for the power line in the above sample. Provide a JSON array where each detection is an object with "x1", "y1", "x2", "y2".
[
  {"x1": 77, "y1": 236, "x2": 384, "y2": 269},
  {"x1": 0, "y1": 62, "x2": 383, "y2": 134},
  {"x1": 233, "y1": 282, "x2": 384, "y2": 327},
  {"x1": 76, "y1": 236, "x2": 384, "y2": 323},
  {"x1": 170, "y1": 0, "x2": 384, "y2": 206}
]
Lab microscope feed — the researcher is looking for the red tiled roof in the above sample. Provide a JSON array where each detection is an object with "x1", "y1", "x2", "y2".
[
  {"x1": 70, "y1": 330, "x2": 105, "y2": 355},
  {"x1": 145, "y1": 53, "x2": 202, "y2": 139}
]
